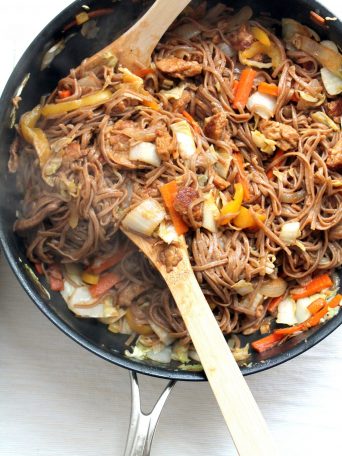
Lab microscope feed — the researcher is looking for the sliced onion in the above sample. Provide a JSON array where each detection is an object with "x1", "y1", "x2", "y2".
[
  {"x1": 129, "y1": 142, "x2": 161, "y2": 167},
  {"x1": 149, "y1": 321, "x2": 175, "y2": 346},
  {"x1": 276, "y1": 297, "x2": 297, "y2": 326},
  {"x1": 260, "y1": 277, "x2": 287, "y2": 297},
  {"x1": 158, "y1": 221, "x2": 178, "y2": 244},
  {"x1": 247, "y1": 91, "x2": 277, "y2": 120},
  {"x1": 282, "y1": 18, "x2": 320, "y2": 42},
  {"x1": 311, "y1": 111, "x2": 339, "y2": 131},
  {"x1": 69, "y1": 286, "x2": 97, "y2": 307},
  {"x1": 122, "y1": 198, "x2": 166, "y2": 236},
  {"x1": 250, "y1": 292, "x2": 264, "y2": 311},
  {"x1": 232, "y1": 280, "x2": 254, "y2": 296},
  {"x1": 160, "y1": 82, "x2": 187, "y2": 100},
  {"x1": 214, "y1": 152, "x2": 232, "y2": 179},
  {"x1": 173, "y1": 23, "x2": 201, "y2": 40},
  {"x1": 279, "y1": 221, "x2": 301, "y2": 245},
  {"x1": 321, "y1": 40, "x2": 339, "y2": 53},
  {"x1": 320, "y1": 67, "x2": 342, "y2": 95},
  {"x1": 206, "y1": 3, "x2": 226, "y2": 22},
  {"x1": 62, "y1": 283, "x2": 114, "y2": 318},
  {"x1": 291, "y1": 33, "x2": 342, "y2": 79},
  {"x1": 61, "y1": 280, "x2": 76, "y2": 302},
  {"x1": 224, "y1": 6, "x2": 253, "y2": 30},
  {"x1": 217, "y1": 41, "x2": 236, "y2": 58},
  {"x1": 279, "y1": 190, "x2": 306, "y2": 203},
  {"x1": 295, "y1": 294, "x2": 324, "y2": 323},
  {"x1": 202, "y1": 192, "x2": 220, "y2": 233},
  {"x1": 171, "y1": 120, "x2": 196, "y2": 159},
  {"x1": 147, "y1": 346, "x2": 172, "y2": 363}
]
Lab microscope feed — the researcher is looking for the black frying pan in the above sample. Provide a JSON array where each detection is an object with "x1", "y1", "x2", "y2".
[{"x1": 0, "y1": 0, "x2": 341, "y2": 452}]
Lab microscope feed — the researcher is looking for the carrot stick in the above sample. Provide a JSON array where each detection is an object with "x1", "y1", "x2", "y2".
[
  {"x1": 182, "y1": 111, "x2": 201, "y2": 133},
  {"x1": 291, "y1": 274, "x2": 333, "y2": 300},
  {"x1": 47, "y1": 264, "x2": 64, "y2": 291},
  {"x1": 89, "y1": 272, "x2": 121, "y2": 298},
  {"x1": 232, "y1": 79, "x2": 239, "y2": 95},
  {"x1": 233, "y1": 152, "x2": 250, "y2": 202},
  {"x1": 268, "y1": 295, "x2": 284, "y2": 314},
  {"x1": 310, "y1": 10, "x2": 326, "y2": 26},
  {"x1": 273, "y1": 324, "x2": 305, "y2": 336},
  {"x1": 258, "y1": 82, "x2": 279, "y2": 97},
  {"x1": 35, "y1": 263, "x2": 43, "y2": 275},
  {"x1": 87, "y1": 247, "x2": 133, "y2": 275},
  {"x1": 134, "y1": 68, "x2": 155, "y2": 78},
  {"x1": 58, "y1": 89, "x2": 71, "y2": 99},
  {"x1": 50, "y1": 277, "x2": 64, "y2": 291},
  {"x1": 63, "y1": 8, "x2": 114, "y2": 31},
  {"x1": 328, "y1": 294, "x2": 342, "y2": 308},
  {"x1": 160, "y1": 181, "x2": 189, "y2": 235},
  {"x1": 306, "y1": 304, "x2": 329, "y2": 327},
  {"x1": 307, "y1": 298, "x2": 325, "y2": 315},
  {"x1": 275, "y1": 303, "x2": 330, "y2": 336},
  {"x1": 251, "y1": 332, "x2": 285, "y2": 353},
  {"x1": 233, "y1": 68, "x2": 257, "y2": 109},
  {"x1": 266, "y1": 149, "x2": 285, "y2": 179},
  {"x1": 260, "y1": 293, "x2": 335, "y2": 348}
]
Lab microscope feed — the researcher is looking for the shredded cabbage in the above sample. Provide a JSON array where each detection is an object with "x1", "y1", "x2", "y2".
[{"x1": 171, "y1": 120, "x2": 197, "y2": 159}]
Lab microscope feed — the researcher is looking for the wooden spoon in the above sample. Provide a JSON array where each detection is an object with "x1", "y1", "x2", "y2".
[
  {"x1": 82, "y1": 0, "x2": 192, "y2": 72},
  {"x1": 123, "y1": 229, "x2": 277, "y2": 456},
  {"x1": 79, "y1": 0, "x2": 277, "y2": 452}
]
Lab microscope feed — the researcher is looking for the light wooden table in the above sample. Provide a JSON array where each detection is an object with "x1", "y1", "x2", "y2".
[{"x1": 1, "y1": 1, "x2": 342, "y2": 455}]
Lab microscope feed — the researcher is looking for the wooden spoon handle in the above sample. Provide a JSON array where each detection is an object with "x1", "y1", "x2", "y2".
[
  {"x1": 84, "y1": 0, "x2": 191, "y2": 71},
  {"x1": 164, "y1": 260, "x2": 278, "y2": 455}
]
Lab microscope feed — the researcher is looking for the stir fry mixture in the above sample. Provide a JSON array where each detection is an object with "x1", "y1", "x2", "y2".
[{"x1": 10, "y1": 4, "x2": 342, "y2": 367}]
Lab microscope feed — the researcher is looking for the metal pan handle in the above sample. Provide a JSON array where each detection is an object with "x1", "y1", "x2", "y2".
[{"x1": 123, "y1": 372, "x2": 176, "y2": 456}]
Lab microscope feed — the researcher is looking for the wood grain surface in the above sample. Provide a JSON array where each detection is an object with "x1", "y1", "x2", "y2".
[{"x1": 1, "y1": 1, "x2": 342, "y2": 455}]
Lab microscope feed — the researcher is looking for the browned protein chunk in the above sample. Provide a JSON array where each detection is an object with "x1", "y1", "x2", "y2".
[
  {"x1": 259, "y1": 119, "x2": 299, "y2": 151},
  {"x1": 158, "y1": 244, "x2": 182, "y2": 273},
  {"x1": 204, "y1": 112, "x2": 227, "y2": 140},
  {"x1": 326, "y1": 97, "x2": 342, "y2": 122},
  {"x1": 173, "y1": 187, "x2": 202, "y2": 223},
  {"x1": 213, "y1": 174, "x2": 229, "y2": 190},
  {"x1": 113, "y1": 119, "x2": 136, "y2": 130},
  {"x1": 117, "y1": 282, "x2": 150, "y2": 307},
  {"x1": 227, "y1": 24, "x2": 254, "y2": 51},
  {"x1": 156, "y1": 57, "x2": 203, "y2": 79},
  {"x1": 172, "y1": 90, "x2": 192, "y2": 112},
  {"x1": 111, "y1": 97, "x2": 139, "y2": 114},
  {"x1": 327, "y1": 138, "x2": 342, "y2": 170},
  {"x1": 155, "y1": 130, "x2": 173, "y2": 161}
]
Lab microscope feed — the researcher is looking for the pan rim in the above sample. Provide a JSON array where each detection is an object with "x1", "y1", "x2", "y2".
[{"x1": 0, "y1": 0, "x2": 341, "y2": 381}]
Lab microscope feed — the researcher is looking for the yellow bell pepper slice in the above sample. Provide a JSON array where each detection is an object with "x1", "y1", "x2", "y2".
[
  {"x1": 41, "y1": 89, "x2": 113, "y2": 117},
  {"x1": 19, "y1": 105, "x2": 51, "y2": 167},
  {"x1": 126, "y1": 308, "x2": 154, "y2": 335},
  {"x1": 219, "y1": 183, "x2": 244, "y2": 225},
  {"x1": 233, "y1": 206, "x2": 266, "y2": 229},
  {"x1": 239, "y1": 40, "x2": 282, "y2": 70},
  {"x1": 81, "y1": 271, "x2": 99, "y2": 285},
  {"x1": 251, "y1": 26, "x2": 271, "y2": 47}
]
